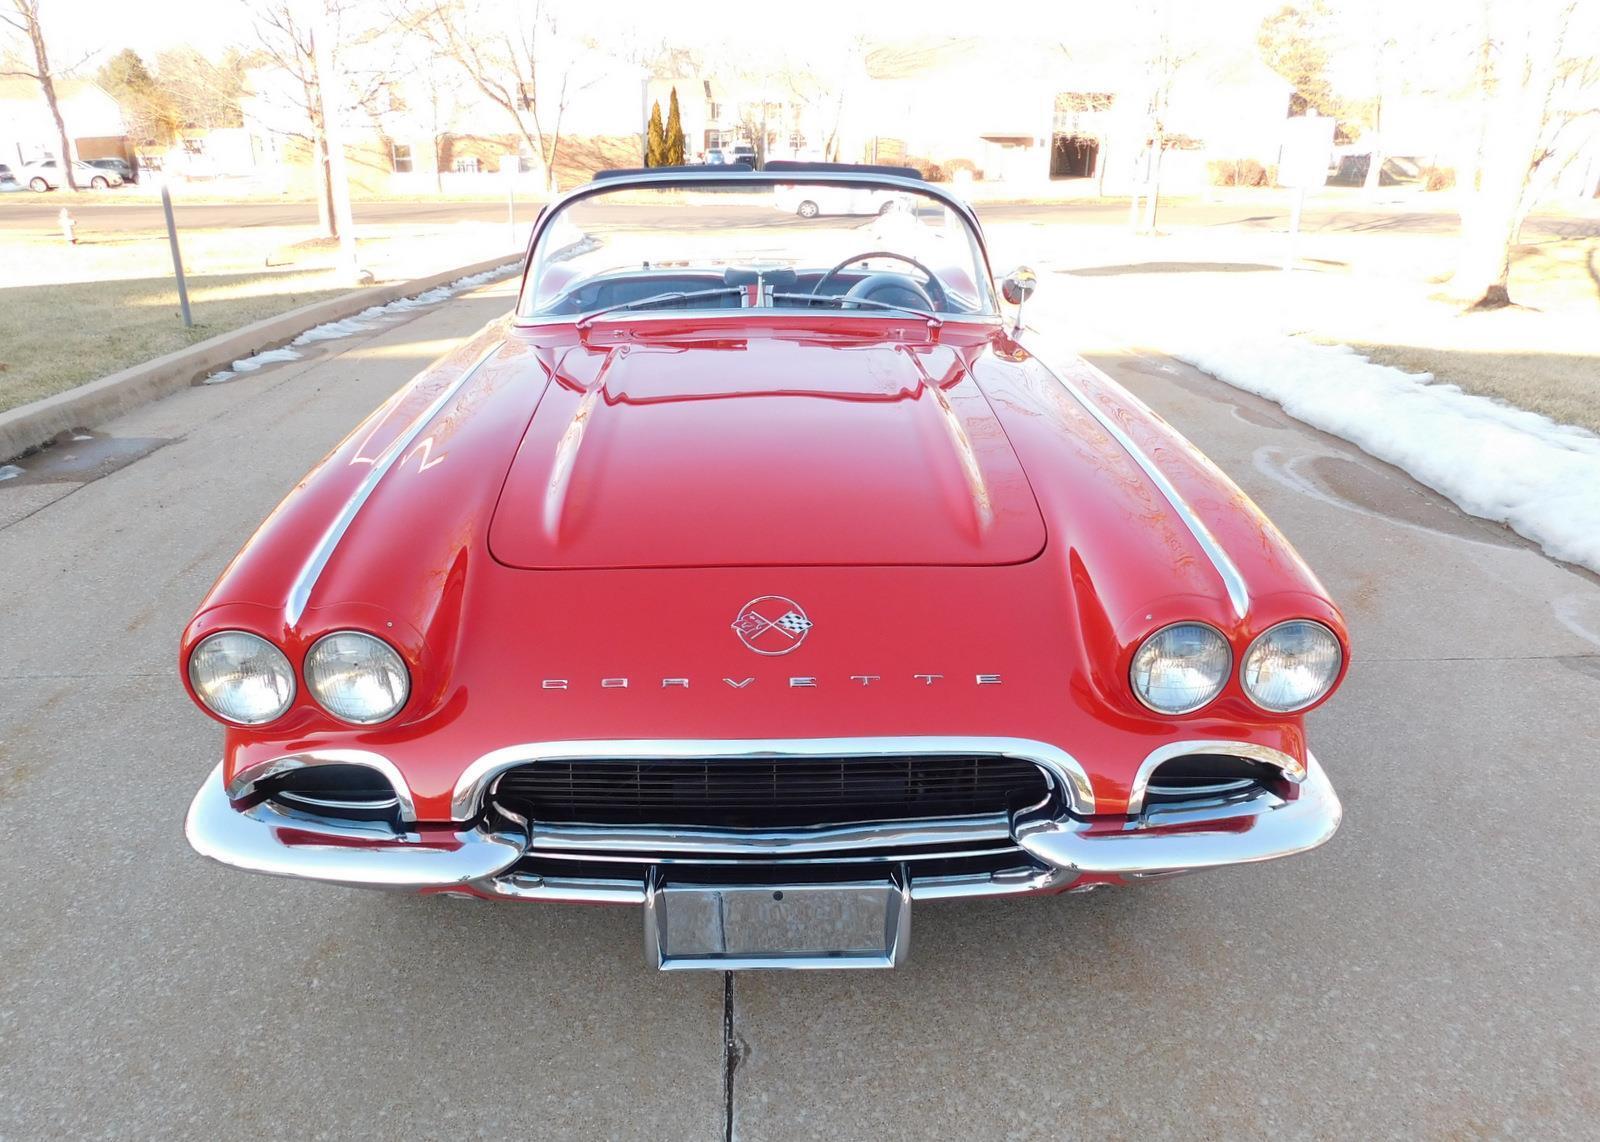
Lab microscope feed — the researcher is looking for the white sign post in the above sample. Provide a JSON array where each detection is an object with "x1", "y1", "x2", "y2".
[
  {"x1": 1277, "y1": 115, "x2": 1335, "y2": 272},
  {"x1": 500, "y1": 154, "x2": 519, "y2": 246}
]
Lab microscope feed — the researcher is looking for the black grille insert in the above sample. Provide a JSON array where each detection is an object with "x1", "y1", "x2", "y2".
[
  {"x1": 489, "y1": 755, "x2": 1051, "y2": 829},
  {"x1": 1143, "y1": 753, "x2": 1286, "y2": 806}
]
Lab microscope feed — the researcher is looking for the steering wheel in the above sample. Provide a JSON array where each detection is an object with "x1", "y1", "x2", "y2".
[{"x1": 811, "y1": 251, "x2": 947, "y2": 310}]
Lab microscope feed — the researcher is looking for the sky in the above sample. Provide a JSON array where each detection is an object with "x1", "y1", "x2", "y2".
[{"x1": 27, "y1": 0, "x2": 1288, "y2": 71}]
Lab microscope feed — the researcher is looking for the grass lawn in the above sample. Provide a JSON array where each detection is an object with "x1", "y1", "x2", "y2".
[
  {"x1": 0, "y1": 221, "x2": 518, "y2": 414},
  {"x1": 1335, "y1": 238, "x2": 1600, "y2": 432}
]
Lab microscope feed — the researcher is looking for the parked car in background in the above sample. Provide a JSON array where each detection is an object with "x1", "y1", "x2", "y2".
[
  {"x1": 0, "y1": 163, "x2": 17, "y2": 190},
  {"x1": 1325, "y1": 152, "x2": 1425, "y2": 188},
  {"x1": 729, "y1": 143, "x2": 758, "y2": 168},
  {"x1": 16, "y1": 158, "x2": 123, "y2": 190},
  {"x1": 181, "y1": 165, "x2": 1347, "y2": 972},
  {"x1": 87, "y1": 157, "x2": 137, "y2": 184},
  {"x1": 776, "y1": 178, "x2": 916, "y2": 218}
]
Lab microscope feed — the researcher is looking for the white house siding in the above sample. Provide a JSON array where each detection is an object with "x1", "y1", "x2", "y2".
[{"x1": 0, "y1": 79, "x2": 127, "y2": 167}]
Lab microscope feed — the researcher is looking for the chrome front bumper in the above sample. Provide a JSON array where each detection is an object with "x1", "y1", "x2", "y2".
[{"x1": 184, "y1": 752, "x2": 1341, "y2": 897}]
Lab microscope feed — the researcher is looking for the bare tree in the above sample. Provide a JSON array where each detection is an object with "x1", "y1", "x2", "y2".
[
  {"x1": 1, "y1": 0, "x2": 78, "y2": 188},
  {"x1": 1453, "y1": 0, "x2": 1600, "y2": 307},
  {"x1": 247, "y1": 0, "x2": 392, "y2": 238},
  {"x1": 248, "y1": 0, "x2": 338, "y2": 236},
  {"x1": 779, "y1": 39, "x2": 869, "y2": 163},
  {"x1": 1127, "y1": 1, "x2": 1200, "y2": 233},
  {"x1": 411, "y1": 49, "x2": 462, "y2": 192},
  {"x1": 397, "y1": 0, "x2": 599, "y2": 191}
]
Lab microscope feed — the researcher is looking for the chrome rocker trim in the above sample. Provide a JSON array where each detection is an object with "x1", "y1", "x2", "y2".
[{"x1": 184, "y1": 741, "x2": 1340, "y2": 895}]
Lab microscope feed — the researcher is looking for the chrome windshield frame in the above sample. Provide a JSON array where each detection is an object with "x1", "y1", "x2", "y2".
[{"x1": 514, "y1": 169, "x2": 999, "y2": 324}]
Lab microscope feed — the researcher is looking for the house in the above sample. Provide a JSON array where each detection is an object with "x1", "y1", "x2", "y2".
[
  {"x1": 853, "y1": 36, "x2": 1292, "y2": 191},
  {"x1": 0, "y1": 77, "x2": 130, "y2": 168}
]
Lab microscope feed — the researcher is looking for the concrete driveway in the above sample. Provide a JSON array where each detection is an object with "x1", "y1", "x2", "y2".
[{"x1": 1, "y1": 279, "x2": 1595, "y2": 1138}]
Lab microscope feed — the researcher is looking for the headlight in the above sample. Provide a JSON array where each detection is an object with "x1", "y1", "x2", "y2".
[
  {"x1": 188, "y1": 631, "x2": 296, "y2": 725},
  {"x1": 1241, "y1": 620, "x2": 1342, "y2": 712},
  {"x1": 1130, "y1": 622, "x2": 1231, "y2": 714},
  {"x1": 304, "y1": 631, "x2": 410, "y2": 724}
]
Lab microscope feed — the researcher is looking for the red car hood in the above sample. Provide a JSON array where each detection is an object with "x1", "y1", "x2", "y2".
[{"x1": 487, "y1": 337, "x2": 1046, "y2": 569}]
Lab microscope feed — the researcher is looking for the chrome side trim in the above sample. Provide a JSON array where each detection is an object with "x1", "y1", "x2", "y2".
[
  {"x1": 1026, "y1": 345, "x2": 1250, "y2": 620},
  {"x1": 1126, "y1": 740, "x2": 1307, "y2": 816},
  {"x1": 186, "y1": 763, "x2": 522, "y2": 888},
  {"x1": 451, "y1": 736, "x2": 1096, "y2": 821},
  {"x1": 226, "y1": 749, "x2": 418, "y2": 824},
  {"x1": 526, "y1": 814, "x2": 1013, "y2": 857},
  {"x1": 284, "y1": 341, "x2": 504, "y2": 626}
]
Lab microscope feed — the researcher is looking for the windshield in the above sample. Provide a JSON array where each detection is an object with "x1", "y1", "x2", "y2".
[{"x1": 518, "y1": 177, "x2": 996, "y2": 322}]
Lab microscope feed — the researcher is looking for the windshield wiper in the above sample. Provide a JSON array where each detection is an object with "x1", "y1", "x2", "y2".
[
  {"x1": 576, "y1": 287, "x2": 745, "y2": 328},
  {"x1": 770, "y1": 292, "x2": 943, "y2": 327}
]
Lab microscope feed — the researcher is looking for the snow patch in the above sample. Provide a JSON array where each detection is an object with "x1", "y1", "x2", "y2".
[
  {"x1": 230, "y1": 347, "x2": 302, "y2": 372},
  {"x1": 200, "y1": 262, "x2": 516, "y2": 384},
  {"x1": 1164, "y1": 328, "x2": 1600, "y2": 575}
]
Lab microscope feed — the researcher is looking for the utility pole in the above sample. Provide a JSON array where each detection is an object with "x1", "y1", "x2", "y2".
[{"x1": 311, "y1": 1, "x2": 361, "y2": 282}]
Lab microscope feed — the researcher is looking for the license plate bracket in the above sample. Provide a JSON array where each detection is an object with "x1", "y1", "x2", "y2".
[{"x1": 644, "y1": 867, "x2": 910, "y2": 970}]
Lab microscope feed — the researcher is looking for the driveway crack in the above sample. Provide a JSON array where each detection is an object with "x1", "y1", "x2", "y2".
[{"x1": 722, "y1": 971, "x2": 744, "y2": 1142}]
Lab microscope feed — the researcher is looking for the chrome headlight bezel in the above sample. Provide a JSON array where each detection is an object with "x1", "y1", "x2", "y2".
[
  {"x1": 1240, "y1": 620, "x2": 1343, "y2": 713},
  {"x1": 1129, "y1": 621, "x2": 1233, "y2": 715},
  {"x1": 187, "y1": 630, "x2": 297, "y2": 726},
  {"x1": 303, "y1": 630, "x2": 411, "y2": 725}
]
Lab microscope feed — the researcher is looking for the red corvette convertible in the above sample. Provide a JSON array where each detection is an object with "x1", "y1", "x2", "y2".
[{"x1": 182, "y1": 166, "x2": 1346, "y2": 970}]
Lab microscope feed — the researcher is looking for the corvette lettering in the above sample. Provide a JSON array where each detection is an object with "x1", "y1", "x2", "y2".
[{"x1": 539, "y1": 674, "x2": 1003, "y2": 689}]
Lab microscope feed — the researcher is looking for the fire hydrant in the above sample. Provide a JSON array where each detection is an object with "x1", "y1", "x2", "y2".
[{"x1": 59, "y1": 207, "x2": 76, "y2": 245}]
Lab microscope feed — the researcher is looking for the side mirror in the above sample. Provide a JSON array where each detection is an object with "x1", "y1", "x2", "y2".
[
  {"x1": 1000, "y1": 266, "x2": 1037, "y2": 305},
  {"x1": 1000, "y1": 266, "x2": 1037, "y2": 333}
]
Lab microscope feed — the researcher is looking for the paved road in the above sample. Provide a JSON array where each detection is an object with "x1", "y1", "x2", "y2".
[
  {"x1": 2, "y1": 280, "x2": 1597, "y2": 1138},
  {"x1": 2, "y1": 192, "x2": 1596, "y2": 240}
]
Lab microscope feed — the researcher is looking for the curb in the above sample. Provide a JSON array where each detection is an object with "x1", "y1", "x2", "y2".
[{"x1": 0, "y1": 253, "x2": 522, "y2": 464}]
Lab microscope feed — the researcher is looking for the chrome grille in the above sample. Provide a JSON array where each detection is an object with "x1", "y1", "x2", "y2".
[{"x1": 488, "y1": 755, "x2": 1051, "y2": 829}]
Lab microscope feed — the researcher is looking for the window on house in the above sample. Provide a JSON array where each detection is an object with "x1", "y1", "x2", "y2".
[
  {"x1": 454, "y1": 156, "x2": 480, "y2": 174},
  {"x1": 392, "y1": 143, "x2": 413, "y2": 173}
]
